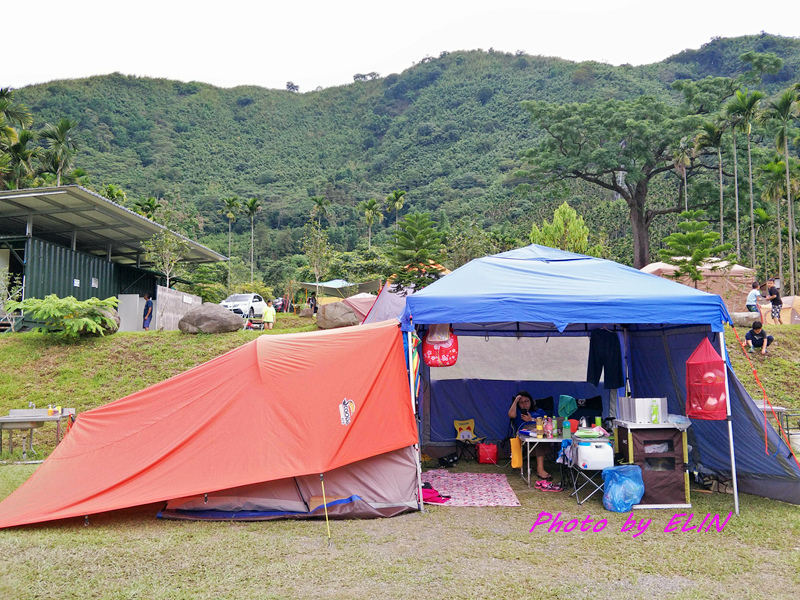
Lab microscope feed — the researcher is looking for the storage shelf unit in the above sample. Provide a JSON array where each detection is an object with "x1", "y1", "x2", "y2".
[{"x1": 613, "y1": 419, "x2": 691, "y2": 509}]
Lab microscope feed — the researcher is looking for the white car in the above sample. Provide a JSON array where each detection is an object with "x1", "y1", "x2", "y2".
[{"x1": 221, "y1": 294, "x2": 267, "y2": 318}]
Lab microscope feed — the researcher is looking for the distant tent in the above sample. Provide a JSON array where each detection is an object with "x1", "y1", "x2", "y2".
[
  {"x1": 759, "y1": 295, "x2": 800, "y2": 325},
  {"x1": 342, "y1": 293, "x2": 378, "y2": 323},
  {"x1": 0, "y1": 321, "x2": 420, "y2": 528},
  {"x1": 641, "y1": 261, "x2": 756, "y2": 314},
  {"x1": 363, "y1": 282, "x2": 415, "y2": 325},
  {"x1": 298, "y1": 279, "x2": 381, "y2": 298}
]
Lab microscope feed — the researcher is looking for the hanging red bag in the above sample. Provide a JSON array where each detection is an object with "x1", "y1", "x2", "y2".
[
  {"x1": 685, "y1": 338, "x2": 728, "y2": 420},
  {"x1": 422, "y1": 324, "x2": 459, "y2": 367},
  {"x1": 477, "y1": 443, "x2": 498, "y2": 465}
]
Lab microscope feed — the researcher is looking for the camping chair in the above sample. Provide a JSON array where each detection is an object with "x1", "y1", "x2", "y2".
[{"x1": 454, "y1": 419, "x2": 485, "y2": 461}]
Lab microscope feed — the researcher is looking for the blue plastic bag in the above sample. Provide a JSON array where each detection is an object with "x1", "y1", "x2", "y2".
[{"x1": 602, "y1": 465, "x2": 644, "y2": 512}]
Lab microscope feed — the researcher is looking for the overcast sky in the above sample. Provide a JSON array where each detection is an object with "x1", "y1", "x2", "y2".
[{"x1": 7, "y1": 1, "x2": 799, "y2": 92}]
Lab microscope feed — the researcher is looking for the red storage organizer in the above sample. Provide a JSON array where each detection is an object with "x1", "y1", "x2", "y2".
[
  {"x1": 421, "y1": 325, "x2": 459, "y2": 367},
  {"x1": 685, "y1": 338, "x2": 727, "y2": 420}
]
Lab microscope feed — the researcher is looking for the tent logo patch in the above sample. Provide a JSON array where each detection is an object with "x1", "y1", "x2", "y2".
[{"x1": 339, "y1": 398, "x2": 356, "y2": 426}]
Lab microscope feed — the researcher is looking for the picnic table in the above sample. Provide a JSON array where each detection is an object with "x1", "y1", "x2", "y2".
[{"x1": 0, "y1": 408, "x2": 75, "y2": 460}]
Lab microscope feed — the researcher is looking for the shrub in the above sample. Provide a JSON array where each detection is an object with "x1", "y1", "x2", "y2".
[{"x1": 6, "y1": 295, "x2": 119, "y2": 341}]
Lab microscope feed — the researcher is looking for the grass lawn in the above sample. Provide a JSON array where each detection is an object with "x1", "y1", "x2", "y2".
[
  {"x1": 1, "y1": 460, "x2": 799, "y2": 600},
  {"x1": 1, "y1": 321, "x2": 800, "y2": 598}
]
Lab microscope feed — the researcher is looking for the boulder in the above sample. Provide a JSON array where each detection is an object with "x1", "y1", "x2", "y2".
[
  {"x1": 316, "y1": 301, "x2": 359, "y2": 329},
  {"x1": 299, "y1": 307, "x2": 315, "y2": 318},
  {"x1": 86, "y1": 308, "x2": 120, "y2": 337},
  {"x1": 730, "y1": 312, "x2": 761, "y2": 328},
  {"x1": 179, "y1": 303, "x2": 244, "y2": 334}
]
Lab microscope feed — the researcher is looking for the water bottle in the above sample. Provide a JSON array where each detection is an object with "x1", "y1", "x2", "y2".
[{"x1": 651, "y1": 399, "x2": 659, "y2": 424}]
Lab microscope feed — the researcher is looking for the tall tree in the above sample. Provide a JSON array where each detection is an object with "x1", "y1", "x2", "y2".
[
  {"x1": 0, "y1": 87, "x2": 33, "y2": 130},
  {"x1": 389, "y1": 212, "x2": 443, "y2": 289},
  {"x1": 301, "y1": 221, "x2": 333, "y2": 296},
  {"x1": 39, "y1": 118, "x2": 78, "y2": 186},
  {"x1": 102, "y1": 184, "x2": 127, "y2": 205},
  {"x1": 658, "y1": 210, "x2": 734, "y2": 288},
  {"x1": 671, "y1": 136, "x2": 693, "y2": 211},
  {"x1": 695, "y1": 122, "x2": 727, "y2": 242},
  {"x1": 723, "y1": 104, "x2": 743, "y2": 261},
  {"x1": 386, "y1": 189, "x2": 407, "y2": 230},
  {"x1": 243, "y1": 197, "x2": 262, "y2": 283},
  {"x1": 753, "y1": 207, "x2": 773, "y2": 278},
  {"x1": 520, "y1": 96, "x2": 702, "y2": 268},
  {"x1": 309, "y1": 196, "x2": 331, "y2": 226},
  {"x1": 358, "y1": 198, "x2": 383, "y2": 250},
  {"x1": 726, "y1": 89, "x2": 765, "y2": 267},
  {"x1": 759, "y1": 160, "x2": 787, "y2": 281},
  {"x1": 764, "y1": 89, "x2": 799, "y2": 294},
  {"x1": 141, "y1": 230, "x2": 190, "y2": 289},
  {"x1": 6, "y1": 129, "x2": 37, "y2": 189},
  {"x1": 220, "y1": 196, "x2": 241, "y2": 290}
]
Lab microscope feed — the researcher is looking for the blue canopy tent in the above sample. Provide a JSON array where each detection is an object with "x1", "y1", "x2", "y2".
[{"x1": 401, "y1": 245, "x2": 800, "y2": 508}]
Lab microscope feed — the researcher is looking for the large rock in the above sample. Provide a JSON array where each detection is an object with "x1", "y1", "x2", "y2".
[
  {"x1": 316, "y1": 302, "x2": 359, "y2": 329},
  {"x1": 299, "y1": 307, "x2": 314, "y2": 318},
  {"x1": 86, "y1": 308, "x2": 120, "y2": 337},
  {"x1": 179, "y1": 303, "x2": 244, "y2": 334},
  {"x1": 731, "y1": 312, "x2": 761, "y2": 328}
]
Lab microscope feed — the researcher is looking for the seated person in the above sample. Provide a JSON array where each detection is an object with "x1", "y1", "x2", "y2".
[
  {"x1": 508, "y1": 391, "x2": 551, "y2": 480},
  {"x1": 745, "y1": 321, "x2": 774, "y2": 355}
]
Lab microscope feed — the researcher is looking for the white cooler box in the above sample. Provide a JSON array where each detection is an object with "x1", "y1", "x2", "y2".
[{"x1": 576, "y1": 440, "x2": 614, "y2": 470}]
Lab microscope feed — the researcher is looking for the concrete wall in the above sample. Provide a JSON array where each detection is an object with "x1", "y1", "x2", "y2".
[{"x1": 154, "y1": 285, "x2": 202, "y2": 331}]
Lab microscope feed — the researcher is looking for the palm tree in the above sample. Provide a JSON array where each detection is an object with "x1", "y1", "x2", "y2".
[
  {"x1": 102, "y1": 184, "x2": 127, "y2": 205},
  {"x1": 133, "y1": 197, "x2": 160, "y2": 219},
  {"x1": 6, "y1": 129, "x2": 37, "y2": 189},
  {"x1": 753, "y1": 207, "x2": 773, "y2": 278},
  {"x1": 0, "y1": 88, "x2": 32, "y2": 130},
  {"x1": 759, "y1": 160, "x2": 787, "y2": 281},
  {"x1": 386, "y1": 189, "x2": 407, "y2": 229},
  {"x1": 764, "y1": 89, "x2": 800, "y2": 294},
  {"x1": 309, "y1": 196, "x2": 331, "y2": 226},
  {"x1": 723, "y1": 103, "x2": 744, "y2": 261},
  {"x1": 243, "y1": 197, "x2": 262, "y2": 283},
  {"x1": 358, "y1": 198, "x2": 383, "y2": 249},
  {"x1": 726, "y1": 89, "x2": 765, "y2": 267},
  {"x1": 695, "y1": 122, "x2": 727, "y2": 243},
  {"x1": 671, "y1": 137, "x2": 693, "y2": 211},
  {"x1": 220, "y1": 196, "x2": 241, "y2": 289},
  {"x1": 38, "y1": 118, "x2": 78, "y2": 186}
]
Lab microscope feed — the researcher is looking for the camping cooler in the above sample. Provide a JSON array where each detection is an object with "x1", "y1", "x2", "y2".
[{"x1": 576, "y1": 439, "x2": 614, "y2": 470}]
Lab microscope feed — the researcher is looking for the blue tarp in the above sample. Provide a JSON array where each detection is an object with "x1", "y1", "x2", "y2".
[{"x1": 402, "y1": 244, "x2": 732, "y2": 332}]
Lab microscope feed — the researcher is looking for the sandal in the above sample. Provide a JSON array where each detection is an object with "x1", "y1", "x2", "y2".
[{"x1": 538, "y1": 481, "x2": 564, "y2": 492}]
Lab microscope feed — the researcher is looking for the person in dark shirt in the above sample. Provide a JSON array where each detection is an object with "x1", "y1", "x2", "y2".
[
  {"x1": 745, "y1": 321, "x2": 774, "y2": 355},
  {"x1": 508, "y1": 391, "x2": 550, "y2": 480},
  {"x1": 142, "y1": 293, "x2": 153, "y2": 331},
  {"x1": 765, "y1": 278, "x2": 783, "y2": 324}
]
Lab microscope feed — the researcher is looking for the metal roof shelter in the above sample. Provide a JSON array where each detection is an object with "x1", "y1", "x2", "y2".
[{"x1": 0, "y1": 186, "x2": 225, "y2": 267}]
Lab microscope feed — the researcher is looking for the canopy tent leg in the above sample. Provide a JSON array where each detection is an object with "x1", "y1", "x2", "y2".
[
  {"x1": 719, "y1": 332, "x2": 740, "y2": 515},
  {"x1": 408, "y1": 331, "x2": 424, "y2": 511}
]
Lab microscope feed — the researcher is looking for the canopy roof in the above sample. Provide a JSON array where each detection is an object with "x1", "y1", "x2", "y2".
[
  {"x1": 0, "y1": 186, "x2": 225, "y2": 266},
  {"x1": 0, "y1": 320, "x2": 415, "y2": 529},
  {"x1": 401, "y1": 245, "x2": 732, "y2": 332}
]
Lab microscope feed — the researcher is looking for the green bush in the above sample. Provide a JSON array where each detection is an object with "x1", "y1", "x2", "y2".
[{"x1": 6, "y1": 295, "x2": 119, "y2": 341}]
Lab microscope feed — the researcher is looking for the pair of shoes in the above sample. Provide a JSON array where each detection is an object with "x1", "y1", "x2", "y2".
[
  {"x1": 538, "y1": 481, "x2": 564, "y2": 492},
  {"x1": 747, "y1": 347, "x2": 754, "y2": 353}
]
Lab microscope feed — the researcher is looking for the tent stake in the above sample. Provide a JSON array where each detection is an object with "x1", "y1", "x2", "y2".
[
  {"x1": 719, "y1": 332, "x2": 740, "y2": 515},
  {"x1": 319, "y1": 474, "x2": 332, "y2": 546}
]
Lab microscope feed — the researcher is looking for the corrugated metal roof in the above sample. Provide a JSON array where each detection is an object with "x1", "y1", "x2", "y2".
[{"x1": 0, "y1": 186, "x2": 225, "y2": 266}]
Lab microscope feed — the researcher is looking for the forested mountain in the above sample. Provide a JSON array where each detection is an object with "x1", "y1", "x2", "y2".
[{"x1": 8, "y1": 33, "x2": 800, "y2": 293}]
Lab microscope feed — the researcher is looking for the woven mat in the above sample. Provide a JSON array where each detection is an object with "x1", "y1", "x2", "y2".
[{"x1": 422, "y1": 469, "x2": 521, "y2": 507}]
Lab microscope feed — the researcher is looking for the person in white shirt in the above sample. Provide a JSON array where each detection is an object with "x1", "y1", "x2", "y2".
[{"x1": 745, "y1": 282, "x2": 762, "y2": 313}]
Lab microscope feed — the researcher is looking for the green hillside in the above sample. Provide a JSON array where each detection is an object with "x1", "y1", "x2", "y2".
[{"x1": 7, "y1": 33, "x2": 800, "y2": 290}]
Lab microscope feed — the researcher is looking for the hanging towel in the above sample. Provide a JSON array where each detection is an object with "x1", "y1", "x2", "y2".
[
  {"x1": 587, "y1": 329, "x2": 624, "y2": 389},
  {"x1": 558, "y1": 395, "x2": 578, "y2": 418}
]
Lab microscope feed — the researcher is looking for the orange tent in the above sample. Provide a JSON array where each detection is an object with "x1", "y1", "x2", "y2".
[{"x1": 0, "y1": 320, "x2": 419, "y2": 528}]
